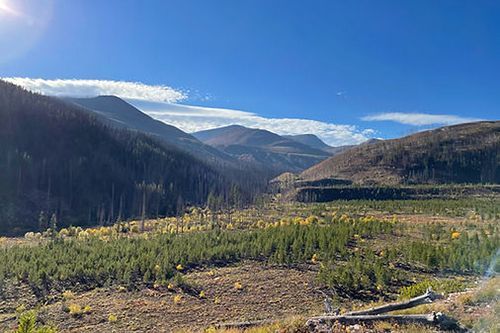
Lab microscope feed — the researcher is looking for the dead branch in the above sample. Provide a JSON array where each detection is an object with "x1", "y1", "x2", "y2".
[
  {"x1": 345, "y1": 287, "x2": 442, "y2": 316},
  {"x1": 215, "y1": 319, "x2": 275, "y2": 329}
]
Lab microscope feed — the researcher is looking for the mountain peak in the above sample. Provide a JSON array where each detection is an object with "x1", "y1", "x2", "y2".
[{"x1": 65, "y1": 95, "x2": 236, "y2": 164}]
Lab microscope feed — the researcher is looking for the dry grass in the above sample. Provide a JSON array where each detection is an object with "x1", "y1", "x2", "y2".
[
  {"x1": 0, "y1": 263, "x2": 322, "y2": 333},
  {"x1": 472, "y1": 277, "x2": 500, "y2": 304}
]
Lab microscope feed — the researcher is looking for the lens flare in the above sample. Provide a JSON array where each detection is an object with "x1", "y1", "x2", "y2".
[
  {"x1": 0, "y1": 0, "x2": 21, "y2": 17},
  {"x1": 0, "y1": 0, "x2": 54, "y2": 64}
]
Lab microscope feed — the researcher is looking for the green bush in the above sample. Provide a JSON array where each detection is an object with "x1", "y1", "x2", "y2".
[
  {"x1": 14, "y1": 310, "x2": 56, "y2": 333},
  {"x1": 398, "y1": 279, "x2": 466, "y2": 299}
]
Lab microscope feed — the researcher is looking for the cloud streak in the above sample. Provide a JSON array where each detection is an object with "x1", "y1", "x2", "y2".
[
  {"x1": 129, "y1": 100, "x2": 374, "y2": 146},
  {"x1": 361, "y1": 112, "x2": 483, "y2": 126},
  {"x1": 3, "y1": 77, "x2": 187, "y2": 103},
  {"x1": 4, "y1": 77, "x2": 375, "y2": 146}
]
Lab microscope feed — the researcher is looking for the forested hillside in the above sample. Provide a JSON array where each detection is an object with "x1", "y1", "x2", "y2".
[
  {"x1": 0, "y1": 81, "x2": 244, "y2": 235},
  {"x1": 193, "y1": 125, "x2": 331, "y2": 175},
  {"x1": 301, "y1": 121, "x2": 500, "y2": 185},
  {"x1": 65, "y1": 96, "x2": 234, "y2": 165}
]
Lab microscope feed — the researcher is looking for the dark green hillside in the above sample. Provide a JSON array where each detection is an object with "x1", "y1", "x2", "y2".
[
  {"x1": 65, "y1": 96, "x2": 235, "y2": 164},
  {"x1": 301, "y1": 121, "x2": 500, "y2": 185},
  {"x1": 0, "y1": 81, "x2": 240, "y2": 235}
]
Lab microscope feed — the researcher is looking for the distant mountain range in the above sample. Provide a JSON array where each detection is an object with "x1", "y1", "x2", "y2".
[
  {"x1": 281, "y1": 134, "x2": 331, "y2": 150},
  {"x1": 193, "y1": 125, "x2": 331, "y2": 175},
  {"x1": 2, "y1": 80, "x2": 497, "y2": 235},
  {"x1": 301, "y1": 121, "x2": 500, "y2": 185},
  {"x1": 284, "y1": 134, "x2": 381, "y2": 155},
  {"x1": 67, "y1": 97, "x2": 342, "y2": 177},
  {"x1": 65, "y1": 96, "x2": 234, "y2": 165}
]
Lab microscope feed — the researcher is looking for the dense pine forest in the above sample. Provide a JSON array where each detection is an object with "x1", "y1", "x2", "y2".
[{"x1": 0, "y1": 81, "x2": 255, "y2": 236}]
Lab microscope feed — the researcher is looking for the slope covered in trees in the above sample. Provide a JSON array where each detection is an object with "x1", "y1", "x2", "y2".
[
  {"x1": 0, "y1": 81, "x2": 246, "y2": 235},
  {"x1": 193, "y1": 125, "x2": 331, "y2": 175},
  {"x1": 65, "y1": 96, "x2": 235, "y2": 165},
  {"x1": 301, "y1": 121, "x2": 500, "y2": 185}
]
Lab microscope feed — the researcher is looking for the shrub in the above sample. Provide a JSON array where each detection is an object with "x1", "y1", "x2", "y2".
[
  {"x1": 311, "y1": 253, "x2": 319, "y2": 264},
  {"x1": 62, "y1": 290, "x2": 74, "y2": 300},
  {"x1": 398, "y1": 279, "x2": 466, "y2": 299},
  {"x1": 14, "y1": 309, "x2": 56, "y2": 333},
  {"x1": 305, "y1": 215, "x2": 319, "y2": 225},
  {"x1": 67, "y1": 304, "x2": 82, "y2": 317},
  {"x1": 66, "y1": 304, "x2": 91, "y2": 317}
]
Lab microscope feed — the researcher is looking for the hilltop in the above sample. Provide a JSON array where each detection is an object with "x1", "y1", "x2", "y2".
[
  {"x1": 301, "y1": 121, "x2": 500, "y2": 185},
  {"x1": 193, "y1": 125, "x2": 331, "y2": 175}
]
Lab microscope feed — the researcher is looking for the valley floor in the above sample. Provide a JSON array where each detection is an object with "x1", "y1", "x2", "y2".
[
  {"x1": 2, "y1": 263, "x2": 321, "y2": 332},
  {"x1": 1, "y1": 264, "x2": 497, "y2": 332},
  {"x1": 0, "y1": 198, "x2": 498, "y2": 332}
]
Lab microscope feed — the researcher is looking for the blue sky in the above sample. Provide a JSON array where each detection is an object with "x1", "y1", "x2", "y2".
[{"x1": 1, "y1": 0, "x2": 499, "y2": 145}]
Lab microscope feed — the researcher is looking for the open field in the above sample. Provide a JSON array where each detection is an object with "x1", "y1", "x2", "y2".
[{"x1": 0, "y1": 198, "x2": 498, "y2": 332}]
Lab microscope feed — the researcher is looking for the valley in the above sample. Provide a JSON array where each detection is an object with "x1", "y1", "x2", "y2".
[
  {"x1": 2, "y1": 1, "x2": 499, "y2": 332},
  {"x1": 0, "y1": 197, "x2": 498, "y2": 332},
  {"x1": 0, "y1": 81, "x2": 498, "y2": 333}
]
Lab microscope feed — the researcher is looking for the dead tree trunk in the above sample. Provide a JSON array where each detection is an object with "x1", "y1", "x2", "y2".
[
  {"x1": 141, "y1": 185, "x2": 146, "y2": 232},
  {"x1": 345, "y1": 288, "x2": 442, "y2": 316},
  {"x1": 306, "y1": 313, "x2": 468, "y2": 332},
  {"x1": 307, "y1": 289, "x2": 468, "y2": 332},
  {"x1": 215, "y1": 319, "x2": 275, "y2": 329}
]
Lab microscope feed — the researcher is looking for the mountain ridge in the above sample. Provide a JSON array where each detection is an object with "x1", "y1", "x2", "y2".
[
  {"x1": 65, "y1": 96, "x2": 235, "y2": 165},
  {"x1": 283, "y1": 134, "x2": 331, "y2": 150},
  {"x1": 300, "y1": 121, "x2": 500, "y2": 185},
  {"x1": 193, "y1": 125, "x2": 331, "y2": 175}
]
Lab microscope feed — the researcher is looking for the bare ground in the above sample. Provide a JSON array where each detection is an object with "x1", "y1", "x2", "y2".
[{"x1": 0, "y1": 263, "x2": 323, "y2": 332}]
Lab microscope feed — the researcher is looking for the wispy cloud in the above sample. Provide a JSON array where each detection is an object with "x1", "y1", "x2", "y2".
[
  {"x1": 4, "y1": 78, "x2": 375, "y2": 146},
  {"x1": 3, "y1": 77, "x2": 187, "y2": 103},
  {"x1": 361, "y1": 112, "x2": 483, "y2": 126},
  {"x1": 129, "y1": 100, "x2": 374, "y2": 146}
]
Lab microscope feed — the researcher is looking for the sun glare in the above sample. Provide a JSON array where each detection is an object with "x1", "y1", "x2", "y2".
[
  {"x1": 0, "y1": 0, "x2": 21, "y2": 17},
  {"x1": 0, "y1": 0, "x2": 54, "y2": 64}
]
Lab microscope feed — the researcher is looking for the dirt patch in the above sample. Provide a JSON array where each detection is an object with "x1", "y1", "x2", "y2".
[
  {"x1": 0, "y1": 262, "x2": 322, "y2": 333},
  {"x1": 370, "y1": 213, "x2": 467, "y2": 225}
]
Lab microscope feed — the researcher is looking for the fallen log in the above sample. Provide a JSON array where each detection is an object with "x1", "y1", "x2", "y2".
[
  {"x1": 215, "y1": 319, "x2": 275, "y2": 329},
  {"x1": 345, "y1": 287, "x2": 442, "y2": 316},
  {"x1": 306, "y1": 312, "x2": 469, "y2": 332}
]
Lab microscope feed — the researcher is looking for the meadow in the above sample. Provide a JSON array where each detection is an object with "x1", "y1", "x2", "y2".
[{"x1": 0, "y1": 197, "x2": 498, "y2": 332}]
